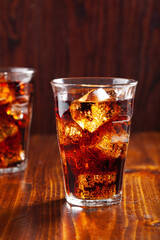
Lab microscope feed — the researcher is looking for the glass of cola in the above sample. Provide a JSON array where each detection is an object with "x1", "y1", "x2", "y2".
[
  {"x1": 0, "y1": 68, "x2": 34, "y2": 173},
  {"x1": 51, "y1": 78, "x2": 137, "y2": 207}
]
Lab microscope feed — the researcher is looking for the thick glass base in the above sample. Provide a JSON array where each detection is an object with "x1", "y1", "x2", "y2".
[
  {"x1": 66, "y1": 192, "x2": 122, "y2": 208},
  {"x1": 0, "y1": 161, "x2": 27, "y2": 174}
]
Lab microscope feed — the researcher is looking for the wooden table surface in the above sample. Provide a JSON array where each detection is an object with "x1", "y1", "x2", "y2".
[{"x1": 0, "y1": 132, "x2": 160, "y2": 240}]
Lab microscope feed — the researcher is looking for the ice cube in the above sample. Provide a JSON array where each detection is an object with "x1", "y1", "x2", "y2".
[
  {"x1": 0, "y1": 131, "x2": 23, "y2": 167},
  {"x1": 57, "y1": 116, "x2": 83, "y2": 145},
  {"x1": 0, "y1": 82, "x2": 15, "y2": 105},
  {"x1": 111, "y1": 120, "x2": 130, "y2": 143},
  {"x1": 0, "y1": 117, "x2": 18, "y2": 142},
  {"x1": 7, "y1": 97, "x2": 29, "y2": 120},
  {"x1": 97, "y1": 138, "x2": 127, "y2": 159},
  {"x1": 78, "y1": 173, "x2": 117, "y2": 186},
  {"x1": 0, "y1": 149, "x2": 23, "y2": 167},
  {"x1": 105, "y1": 89, "x2": 118, "y2": 100},
  {"x1": 76, "y1": 174, "x2": 116, "y2": 199},
  {"x1": 0, "y1": 145, "x2": 23, "y2": 167},
  {"x1": 77, "y1": 88, "x2": 111, "y2": 102},
  {"x1": 86, "y1": 121, "x2": 129, "y2": 159},
  {"x1": 70, "y1": 90, "x2": 121, "y2": 132},
  {"x1": 65, "y1": 125, "x2": 82, "y2": 140}
]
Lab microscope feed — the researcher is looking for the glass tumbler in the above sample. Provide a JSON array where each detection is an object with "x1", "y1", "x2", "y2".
[
  {"x1": 0, "y1": 67, "x2": 35, "y2": 174},
  {"x1": 51, "y1": 77, "x2": 137, "y2": 207}
]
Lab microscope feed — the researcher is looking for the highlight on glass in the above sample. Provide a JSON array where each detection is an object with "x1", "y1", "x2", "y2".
[{"x1": 51, "y1": 77, "x2": 137, "y2": 207}]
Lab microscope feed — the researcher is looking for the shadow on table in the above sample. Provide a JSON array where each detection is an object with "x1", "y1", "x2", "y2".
[
  {"x1": 0, "y1": 197, "x2": 127, "y2": 239},
  {"x1": 0, "y1": 198, "x2": 65, "y2": 239}
]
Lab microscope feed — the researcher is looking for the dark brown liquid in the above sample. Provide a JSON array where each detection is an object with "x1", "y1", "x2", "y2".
[
  {"x1": 55, "y1": 98, "x2": 132, "y2": 200},
  {"x1": 0, "y1": 79, "x2": 33, "y2": 168}
]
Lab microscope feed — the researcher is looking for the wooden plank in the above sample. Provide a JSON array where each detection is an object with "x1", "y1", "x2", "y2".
[{"x1": 0, "y1": 132, "x2": 160, "y2": 239}]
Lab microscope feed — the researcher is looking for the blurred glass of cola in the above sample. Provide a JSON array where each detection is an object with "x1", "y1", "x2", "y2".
[{"x1": 0, "y1": 68, "x2": 34, "y2": 173}]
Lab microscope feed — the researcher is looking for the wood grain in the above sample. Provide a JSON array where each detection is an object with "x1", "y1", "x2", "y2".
[
  {"x1": 0, "y1": 0, "x2": 160, "y2": 134},
  {"x1": 0, "y1": 132, "x2": 160, "y2": 239}
]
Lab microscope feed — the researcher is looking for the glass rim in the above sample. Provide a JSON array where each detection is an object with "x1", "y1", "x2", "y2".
[
  {"x1": 51, "y1": 77, "x2": 138, "y2": 88},
  {"x1": 0, "y1": 67, "x2": 35, "y2": 76}
]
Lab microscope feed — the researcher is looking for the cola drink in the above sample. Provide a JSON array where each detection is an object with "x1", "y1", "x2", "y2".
[
  {"x1": 0, "y1": 69, "x2": 33, "y2": 172},
  {"x1": 51, "y1": 78, "x2": 137, "y2": 207},
  {"x1": 55, "y1": 93, "x2": 132, "y2": 200}
]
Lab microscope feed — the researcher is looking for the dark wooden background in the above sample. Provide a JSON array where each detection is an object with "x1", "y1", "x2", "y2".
[{"x1": 0, "y1": 0, "x2": 160, "y2": 134}]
